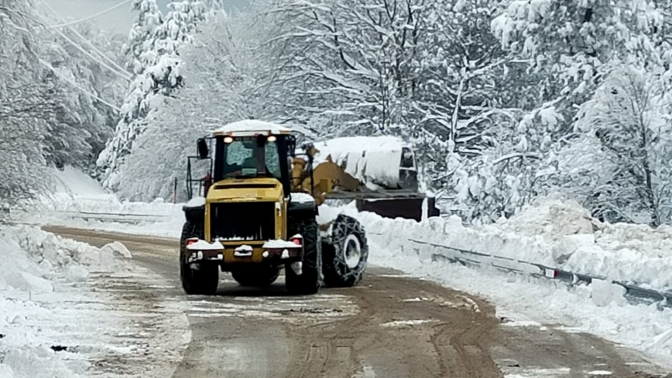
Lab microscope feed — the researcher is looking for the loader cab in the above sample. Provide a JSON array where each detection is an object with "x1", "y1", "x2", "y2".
[
  {"x1": 186, "y1": 120, "x2": 299, "y2": 201},
  {"x1": 211, "y1": 133, "x2": 295, "y2": 198}
]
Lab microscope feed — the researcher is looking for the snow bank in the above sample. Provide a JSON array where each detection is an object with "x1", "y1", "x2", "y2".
[
  {"x1": 495, "y1": 199, "x2": 672, "y2": 291},
  {"x1": 346, "y1": 198, "x2": 672, "y2": 292},
  {"x1": 39, "y1": 165, "x2": 183, "y2": 216},
  {"x1": 0, "y1": 225, "x2": 132, "y2": 377},
  {"x1": 14, "y1": 165, "x2": 185, "y2": 238},
  {"x1": 0, "y1": 225, "x2": 130, "y2": 290}
]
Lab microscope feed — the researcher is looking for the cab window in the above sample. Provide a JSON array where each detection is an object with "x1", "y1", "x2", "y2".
[{"x1": 221, "y1": 137, "x2": 281, "y2": 179}]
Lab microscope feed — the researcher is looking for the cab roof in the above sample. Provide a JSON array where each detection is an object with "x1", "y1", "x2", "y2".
[{"x1": 211, "y1": 120, "x2": 292, "y2": 137}]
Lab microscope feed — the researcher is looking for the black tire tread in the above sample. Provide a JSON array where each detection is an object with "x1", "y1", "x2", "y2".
[
  {"x1": 322, "y1": 214, "x2": 368, "y2": 287},
  {"x1": 285, "y1": 218, "x2": 321, "y2": 295},
  {"x1": 179, "y1": 221, "x2": 219, "y2": 295}
]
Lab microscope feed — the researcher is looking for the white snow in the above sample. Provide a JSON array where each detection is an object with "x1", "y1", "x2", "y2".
[
  {"x1": 0, "y1": 225, "x2": 127, "y2": 377},
  {"x1": 211, "y1": 119, "x2": 291, "y2": 136},
  {"x1": 65, "y1": 265, "x2": 88, "y2": 282},
  {"x1": 310, "y1": 136, "x2": 412, "y2": 189},
  {"x1": 187, "y1": 240, "x2": 224, "y2": 251},
  {"x1": 15, "y1": 165, "x2": 185, "y2": 238},
  {"x1": 344, "y1": 197, "x2": 672, "y2": 293},
  {"x1": 263, "y1": 240, "x2": 299, "y2": 249},
  {"x1": 184, "y1": 196, "x2": 205, "y2": 208},
  {"x1": 101, "y1": 241, "x2": 133, "y2": 259},
  {"x1": 380, "y1": 319, "x2": 437, "y2": 327},
  {"x1": 290, "y1": 192, "x2": 315, "y2": 203},
  {"x1": 0, "y1": 223, "x2": 192, "y2": 377},
  {"x1": 234, "y1": 244, "x2": 253, "y2": 253},
  {"x1": 49, "y1": 165, "x2": 108, "y2": 197}
]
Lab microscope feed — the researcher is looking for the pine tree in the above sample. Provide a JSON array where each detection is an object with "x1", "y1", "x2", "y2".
[
  {"x1": 97, "y1": 0, "x2": 207, "y2": 191},
  {"x1": 0, "y1": 0, "x2": 50, "y2": 207},
  {"x1": 38, "y1": 23, "x2": 126, "y2": 171},
  {"x1": 569, "y1": 65, "x2": 672, "y2": 225},
  {"x1": 124, "y1": 0, "x2": 163, "y2": 74}
]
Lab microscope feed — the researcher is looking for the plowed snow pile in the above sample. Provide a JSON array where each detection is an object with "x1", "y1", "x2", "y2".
[{"x1": 0, "y1": 225, "x2": 132, "y2": 377}]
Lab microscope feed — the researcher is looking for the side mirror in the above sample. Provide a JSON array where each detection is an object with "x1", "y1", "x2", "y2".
[
  {"x1": 197, "y1": 138, "x2": 209, "y2": 159},
  {"x1": 301, "y1": 142, "x2": 315, "y2": 158}
]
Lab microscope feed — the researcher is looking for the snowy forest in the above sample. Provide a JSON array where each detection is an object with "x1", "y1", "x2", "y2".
[{"x1": 3, "y1": 0, "x2": 672, "y2": 226}]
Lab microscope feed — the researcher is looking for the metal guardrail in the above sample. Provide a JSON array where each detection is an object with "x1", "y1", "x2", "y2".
[
  {"x1": 49, "y1": 211, "x2": 169, "y2": 225},
  {"x1": 408, "y1": 238, "x2": 672, "y2": 309}
]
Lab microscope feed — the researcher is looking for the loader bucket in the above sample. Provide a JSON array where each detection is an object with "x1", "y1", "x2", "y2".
[{"x1": 355, "y1": 196, "x2": 440, "y2": 222}]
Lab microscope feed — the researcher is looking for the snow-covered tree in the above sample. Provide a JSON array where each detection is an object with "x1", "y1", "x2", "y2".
[
  {"x1": 38, "y1": 23, "x2": 126, "y2": 171},
  {"x1": 124, "y1": 0, "x2": 163, "y2": 74},
  {"x1": 93, "y1": 0, "x2": 672, "y2": 228},
  {"x1": 457, "y1": 0, "x2": 672, "y2": 223},
  {"x1": 113, "y1": 9, "x2": 270, "y2": 200},
  {"x1": 568, "y1": 65, "x2": 672, "y2": 225},
  {"x1": 145, "y1": 0, "x2": 206, "y2": 96},
  {"x1": 0, "y1": 0, "x2": 50, "y2": 207},
  {"x1": 490, "y1": 0, "x2": 667, "y2": 133},
  {"x1": 98, "y1": 0, "x2": 207, "y2": 190}
]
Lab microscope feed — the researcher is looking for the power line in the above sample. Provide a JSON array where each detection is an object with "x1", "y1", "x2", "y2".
[
  {"x1": 38, "y1": 0, "x2": 132, "y2": 80},
  {"x1": 48, "y1": 0, "x2": 133, "y2": 28},
  {"x1": 39, "y1": 58, "x2": 121, "y2": 112},
  {"x1": 35, "y1": 12, "x2": 132, "y2": 81}
]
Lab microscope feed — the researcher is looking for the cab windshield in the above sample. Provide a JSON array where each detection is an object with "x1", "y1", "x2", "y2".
[{"x1": 222, "y1": 137, "x2": 281, "y2": 179}]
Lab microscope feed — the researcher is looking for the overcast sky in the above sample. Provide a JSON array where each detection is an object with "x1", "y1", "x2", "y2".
[{"x1": 41, "y1": 0, "x2": 251, "y2": 35}]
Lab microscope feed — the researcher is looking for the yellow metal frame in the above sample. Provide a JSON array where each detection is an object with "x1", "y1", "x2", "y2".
[{"x1": 204, "y1": 177, "x2": 288, "y2": 264}]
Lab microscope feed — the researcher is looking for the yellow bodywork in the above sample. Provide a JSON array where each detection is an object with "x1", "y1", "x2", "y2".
[
  {"x1": 291, "y1": 154, "x2": 362, "y2": 206},
  {"x1": 200, "y1": 145, "x2": 364, "y2": 265},
  {"x1": 204, "y1": 177, "x2": 287, "y2": 264}
]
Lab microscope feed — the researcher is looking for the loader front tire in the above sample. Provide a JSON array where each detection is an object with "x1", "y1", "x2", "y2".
[
  {"x1": 286, "y1": 219, "x2": 321, "y2": 295},
  {"x1": 179, "y1": 221, "x2": 219, "y2": 295},
  {"x1": 322, "y1": 214, "x2": 368, "y2": 287}
]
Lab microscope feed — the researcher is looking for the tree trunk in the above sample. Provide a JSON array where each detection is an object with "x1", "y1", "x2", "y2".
[{"x1": 450, "y1": 77, "x2": 466, "y2": 142}]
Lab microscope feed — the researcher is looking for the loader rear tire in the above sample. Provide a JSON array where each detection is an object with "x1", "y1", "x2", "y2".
[
  {"x1": 285, "y1": 219, "x2": 321, "y2": 295},
  {"x1": 179, "y1": 221, "x2": 219, "y2": 295},
  {"x1": 322, "y1": 214, "x2": 368, "y2": 287},
  {"x1": 231, "y1": 266, "x2": 279, "y2": 287}
]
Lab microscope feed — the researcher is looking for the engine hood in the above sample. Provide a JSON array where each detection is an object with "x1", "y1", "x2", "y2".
[{"x1": 206, "y1": 177, "x2": 284, "y2": 202}]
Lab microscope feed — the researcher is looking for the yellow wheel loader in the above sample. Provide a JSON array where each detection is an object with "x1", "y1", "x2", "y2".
[{"x1": 179, "y1": 120, "x2": 438, "y2": 295}]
